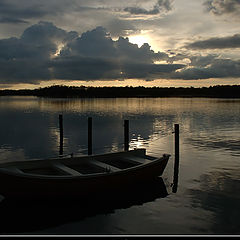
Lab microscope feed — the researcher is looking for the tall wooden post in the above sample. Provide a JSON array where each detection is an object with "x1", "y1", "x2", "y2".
[
  {"x1": 172, "y1": 124, "x2": 179, "y2": 193},
  {"x1": 124, "y1": 120, "x2": 129, "y2": 151},
  {"x1": 88, "y1": 117, "x2": 92, "y2": 155},
  {"x1": 59, "y1": 114, "x2": 63, "y2": 156}
]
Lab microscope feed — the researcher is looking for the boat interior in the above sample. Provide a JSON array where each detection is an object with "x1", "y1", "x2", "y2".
[{"x1": 0, "y1": 149, "x2": 159, "y2": 177}]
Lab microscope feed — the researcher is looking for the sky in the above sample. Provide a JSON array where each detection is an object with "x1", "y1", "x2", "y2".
[{"x1": 0, "y1": 0, "x2": 240, "y2": 89}]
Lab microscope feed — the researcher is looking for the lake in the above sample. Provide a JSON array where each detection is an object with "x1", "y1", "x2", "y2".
[{"x1": 0, "y1": 96, "x2": 240, "y2": 235}]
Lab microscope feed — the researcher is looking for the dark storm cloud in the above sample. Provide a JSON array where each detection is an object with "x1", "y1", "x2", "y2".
[
  {"x1": 54, "y1": 26, "x2": 183, "y2": 80},
  {"x1": 124, "y1": 6, "x2": 160, "y2": 15},
  {"x1": 60, "y1": 27, "x2": 116, "y2": 58},
  {"x1": 0, "y1": 22, "x2": 184, "y2": 83},
  {"x1": 0, "y1": 59, "x2": 51, "y2": 83},
  {"x1": 0, "y1": 0, "x2": 52, "y2": 22},
  {"x1": 0, "y1": 22, "x2": 77, "y2": 61},
  {"x1": 186, "y1": 34, "x2": 240, "y2": 49},
  {"x1": 0, "y1": 17, "x2": 28, "y2": 24},
  {"x1": 21, "y1": 21, "x2": 78, "y2": 46},
  {"x1": 167, "y1": 52, "x2": 189, "y2": 64},
  {"x1": 0, "y1": 0, "x2": 95, "y2": 27},
  {"x1": 52, "y1": 56, "x2": 184, "y2": 81},
  {"x1": 189, "y1": 55, "x2": 218, "y2": 67},
  {"x1": 0, "y1": 21, "x2": 78, "y2": 83},
  {"x1": 51, "y1": 56, "x2": 120, "y2": 80},
  {"x1": 2, "y1": 21, "x2": 239, "y2": 84},
  {"x1": 173, "y1": 58, "x2": 240, "y2": 80},
  {"x1": 204, "y1": 0, "x2": 240, "y2": 17},
  {"x1": 0, "y1": 0, "x2": 173, "y2": 42},
  {"x1": 115, "y1": 36, "x2": 170, "y2": 63},
  {"x1": 121, "y1": 62, "x2": 184, "y2": 79},
  {"x1": 124, "y1": 0, "x2": 173, "y2": 15}
]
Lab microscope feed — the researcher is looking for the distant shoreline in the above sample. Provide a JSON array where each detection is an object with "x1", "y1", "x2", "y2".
[{"x1": 0, "y1": 85, "x2": 240, "y2": 98}]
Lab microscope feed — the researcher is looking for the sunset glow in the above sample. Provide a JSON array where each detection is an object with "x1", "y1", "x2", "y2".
[
  {"x1": 53, "y1": 43, "x2": 65, "y2": 57},
  {"x1": 128, "y1": 34, "x2": 150, "y2": 48}
]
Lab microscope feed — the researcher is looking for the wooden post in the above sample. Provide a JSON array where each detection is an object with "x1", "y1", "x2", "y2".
[
  {"x1": 124, "y1": 120, "x2": 129, "y2": 151},
  {"x1": 172, "y1": 124, "x2": 179, "y2": 193},
  {"x1": 59, "y1": 114, "x2": 63, "y2": 156},
  {"x1": 88, "y1": 117, "x2": 92, "y2": 155}
]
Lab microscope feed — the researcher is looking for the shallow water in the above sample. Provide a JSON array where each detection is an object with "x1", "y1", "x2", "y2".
[{"x1": 0, "y1": 96, "x2": 239, "y2": 235}]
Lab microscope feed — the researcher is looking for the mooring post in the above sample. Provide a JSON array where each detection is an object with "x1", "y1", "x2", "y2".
[
  {"x1": 59, "y1": 114, "x2": 63, "y2": 156},
  {"x1": 124, "y1": 120, "x2": 129, "y2": 151},
  {"x1": 88, "y1": 117, "x2": 92, "y2": 155},
  {"x1": 172, "y1": 123, "x2": 179, "y2": 193}
]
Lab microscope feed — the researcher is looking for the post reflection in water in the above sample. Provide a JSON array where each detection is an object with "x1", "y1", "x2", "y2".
[{"x1": 172, "y1": 124, "x2": 180, "y2": 193}]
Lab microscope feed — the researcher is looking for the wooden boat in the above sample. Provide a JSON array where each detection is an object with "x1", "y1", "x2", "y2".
[{"x1": 0, "y1": 148, "x2": 170, "y2": 198}]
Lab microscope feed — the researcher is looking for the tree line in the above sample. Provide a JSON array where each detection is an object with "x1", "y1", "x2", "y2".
[{"x1": 0, "y1": 85, "x2": 240, "y2": 98}]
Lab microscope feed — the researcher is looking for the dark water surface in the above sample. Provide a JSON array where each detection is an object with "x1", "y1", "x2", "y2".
[{"x1": 0, "y1": 96, "x2": 239, "y2": 235}]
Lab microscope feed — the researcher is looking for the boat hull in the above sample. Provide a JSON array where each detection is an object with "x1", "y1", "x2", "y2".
[{"x1": 0, "y1": 156, "x2": 169, "y2": 199}]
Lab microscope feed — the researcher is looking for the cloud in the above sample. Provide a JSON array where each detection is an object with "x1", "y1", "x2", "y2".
[
  {"x1": 0, "y1": 22, "x2": 184, "y2": 84},
  {"x1": 1, "y1": 21, "x2": 239, "y2": 84},
  {"x1": 124, "y1": 6, "x2": 160, "y2": 15},
  {"x1": 189, "y1": 55, "x2": 218, "y2": 67},
  {"x1": 0, "y1": 0, "x2": 174, "y2": 44},
  {"x1": 173, "y1": 58, "x2": 240, "y2": 80},
  {"x1": 204, "y1": 0, "x2": 240, "y2": 18},
  {"x1": 0, "y1": 21, "x2": 78, "y2": 83},
  {"x1": 0, "y1": 17, "x2": 28, "y2": 24},
  {"x1": 158, "y1": 0, "x2": 173, "y2": 11},
  {"x1": 104, "y1": 19, "x2": 139, "y2": 37},
  {"x1": 0, "y1": 0, "x2": 97, "y2": 27},
  {"x1": 0, "y1": 0, "x2": 52, "y2": 22},
  {"x1": 186, "y1": 34, "x2": 240, "y2": 49},
  {"x1": 54, "y1": 26, "x2": 183, "y2": 80},
  {"x1": 0, "y1": 58, "x2": 51, "y2": 83},
  {"x1": 115, "y1": 36, "x2": 170, "y2": 63},
  {"x1": 167, "y1": 52, "x2": 189, "y2": 64},
  {"x1": 124, "y1": 0, "x2": 173, "y2": 15},
  {"x1": 51, "y1": 56, "x2": 184, "y2": 81},
  {"x1": 0, "y1": 21, "x2": 77, "y2": 61},
  {"x1": 121, "y1": 62, "x2": 184, "y2": 79},
  {"x1": 60, "y1": 27, "x2": 116, "y2": 58}
]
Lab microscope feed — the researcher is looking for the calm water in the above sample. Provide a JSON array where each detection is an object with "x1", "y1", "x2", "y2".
[{"x1": 0, "y1": 96, "x2": 240, "y2": 235}]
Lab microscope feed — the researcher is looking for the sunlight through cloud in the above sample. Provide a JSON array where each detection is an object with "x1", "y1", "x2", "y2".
[{"x1": 128, "y1": 34, "x2": 150, "y2": 47}]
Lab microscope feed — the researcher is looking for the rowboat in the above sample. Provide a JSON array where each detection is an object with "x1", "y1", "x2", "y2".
[{"x1": 0, "y1": 148, "x2": 170, "y2": 199}]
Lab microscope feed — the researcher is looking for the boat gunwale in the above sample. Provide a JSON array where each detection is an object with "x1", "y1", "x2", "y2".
[
  {"x1": 0, "y1": 151, "x2": 170, "y2": 180},
  {"x1": 0, "y1": 149, "x2": 146, "y2": 167}
]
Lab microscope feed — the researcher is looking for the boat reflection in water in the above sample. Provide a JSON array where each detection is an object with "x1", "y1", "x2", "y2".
[{"x1": 0, "y1": 177, "x2": 168, "y2": 234}]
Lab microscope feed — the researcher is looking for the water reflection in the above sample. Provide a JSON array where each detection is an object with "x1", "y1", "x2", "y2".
[
  {"x1": 0, "y1": 96, "x2": 240, "y2": 234},
  {"x1": 188, "y1": 171, "x2": 240, "y2": 234},
  {"x1": 0, "y1": 177, "x2": 168, "y2": 234},
  {"x1": 186, "y1": 135, "x2": 240, "y2": 156},
  {"x1": 0, "y1": 98, "x2": 178, "y2": 161},
  {"x1": 172, "y1": 156, "x2": 179, "y2": 194}
]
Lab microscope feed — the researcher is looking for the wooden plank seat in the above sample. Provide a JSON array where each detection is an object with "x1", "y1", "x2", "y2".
[
  {"x1": 51, "y1": 162, "x2": 82, "y2": 176},
  {"x1": 90, "y1": 159, "x2": 120, "y2": 172},
  {"x1": 7, "y1": 167, "x2": 24, "y2": 174},
  {"x1": 123, "y1": 156, "x2": 153, "y2": 164}
]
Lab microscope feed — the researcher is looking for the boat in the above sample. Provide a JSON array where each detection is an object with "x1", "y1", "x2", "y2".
[{"x1": 0, "y1": 148, "x2": 170, "y2": 199}]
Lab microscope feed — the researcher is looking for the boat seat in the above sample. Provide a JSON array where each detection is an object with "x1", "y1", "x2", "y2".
[
  {"x1": 52, "y1": 162, "x2": 82, "y2": 176},
  {"x1": 7, "y1": 167, "x2": 24, "y2": 174},
  {"x1": 123, "y1": 156, "x2": 153, "y2": 164},
  {"x1": 90, "y1": 159, "x2": 120, "y2": 172}
]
